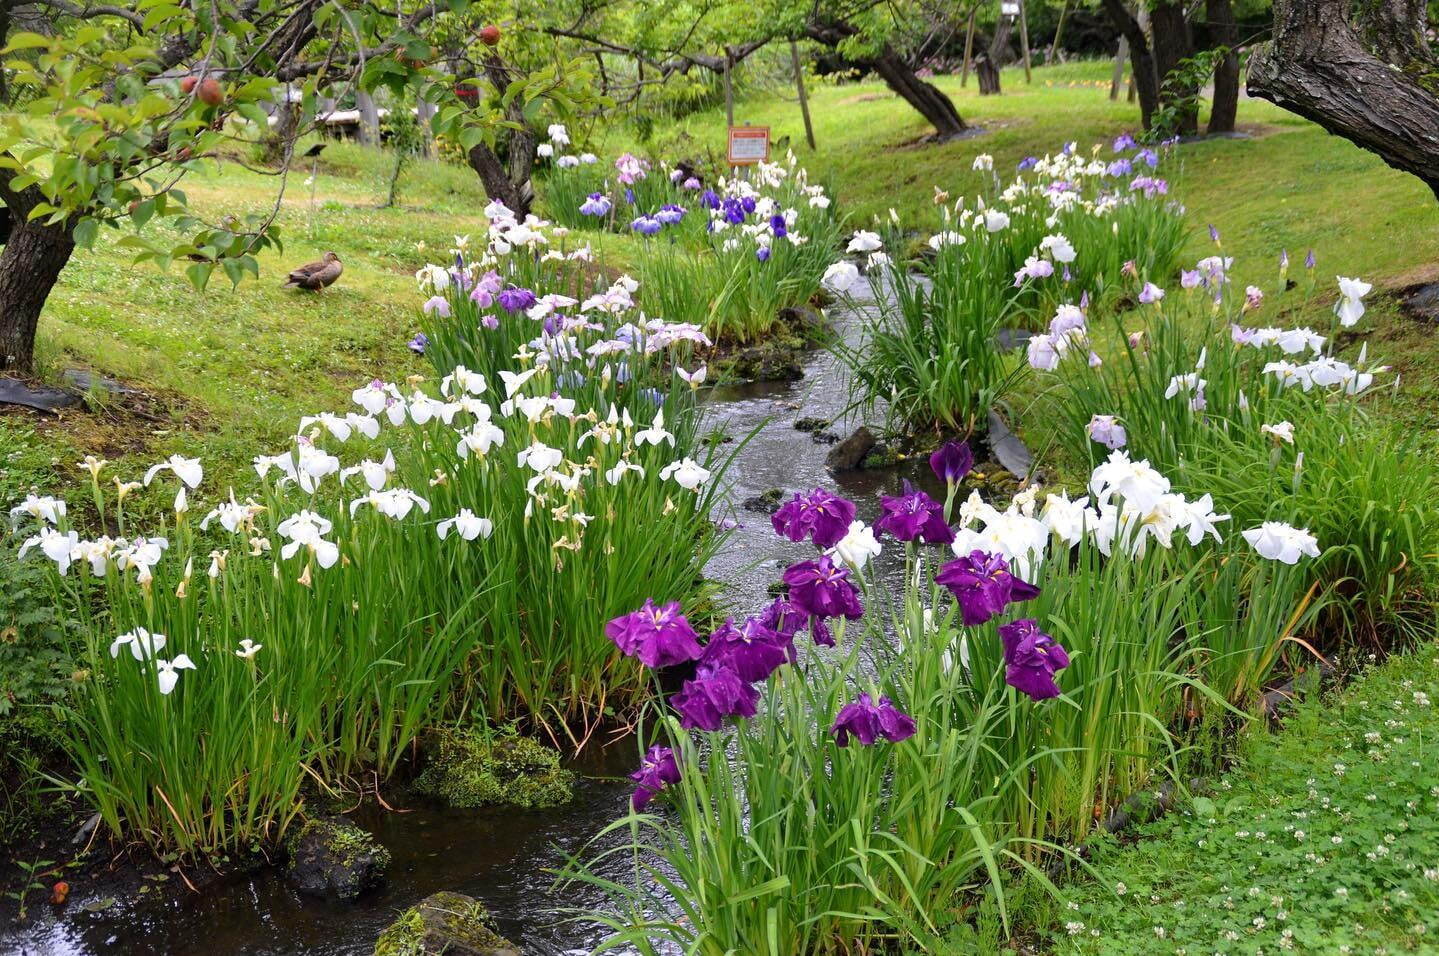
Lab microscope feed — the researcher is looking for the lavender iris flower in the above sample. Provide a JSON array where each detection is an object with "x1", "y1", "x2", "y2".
[
  {"x1": 935, "y1": 550, "x2": 1041, "y2": 627},
  {"x1": 783, "y1": 555, "x2": 864, "y2": 621},
  {"x1": 700, "y1": 616, "x2": 789, "y2": 683},
  {"x1": 579, "y1": 192, "x2": 612, "y2": 217},
  {"x1": 672, "y1": 663, "x2": 760, "y2": 731},
  {"x1": 655, "y1": 203, "x2": 686, "y2": 225},
  {"x1": 755, "y1": 246, "x2": 771, "y2": 263},
  {"x1": 498, "y1": 286, "x2": 536, "y2": 313},
  {"x1": 630, "y1": 215, "x2": 663, "y2": 236},
  {"x1": 831, "y1": 693, "x2": 916, "y2": 747},
  {"x1": 874, "y1": 481, "x2": 954, "y2": 544},
  {"x1": 771, "y1": 488, "x2": 857, "y2": 548},
  {"x1": 1107, "y1": 158, "x2": 1133, "y2": 177},
  {"x1": 1138, "y1": 148, "x2": 1159, "y2": 168},
  {"x1": 406, "y1": 332, "x2": 429, "y2": 354},
  {"x1": 605, "y1": 599, "x2": 703, "y2": 668},
  {"x1": 1305, "y1": 249, "x2": 1316, "y2": 269},
  {"x1": 630, "y1": 745, "x2": 681, "y2": 810},
  {"x1": 423, "y1": 295, "x2": 451, "y2": 318},
  {"x1": 1017, "y1": 156, "x2": 1038, "y2": 170},
  {"x1": 481, "y1": 315, "x2": 499, "y2": 330},
  {"x1": 998, "y1": 618, "x2": 1071, "y2": 700},
  {"x1": 1113, "y1": 133, "x2": 1137, "y2": 152},
  {"x1": 700, "y1": 189, "x2": 722, "y2": 210},
  {"x1": 624, "y1": 188, "x2": 636, "y2": 205}
]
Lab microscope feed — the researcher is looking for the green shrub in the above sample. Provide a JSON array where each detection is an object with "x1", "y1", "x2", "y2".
[{"x1": 415, "y1": 726, "x2": 575, "y2": 810}]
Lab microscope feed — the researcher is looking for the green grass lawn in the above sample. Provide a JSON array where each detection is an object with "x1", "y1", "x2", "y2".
[
  {"x1": 4, "y1": 59, "x2": 1438, "y2": 500},
  {"x1": 1043, "y1": 642, "x2": 1439, "y2": 954}
]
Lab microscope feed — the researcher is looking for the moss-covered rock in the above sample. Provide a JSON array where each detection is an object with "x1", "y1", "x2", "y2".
[
  {"x1": 374, "y1": 891, "x2": 520, "y2": 956},
  {"x1": 286, "y1": 817, "x2": 390, "y2": 901},
  {"x1": 414, "y1": 727, "x2": 574, "y2": 810}
]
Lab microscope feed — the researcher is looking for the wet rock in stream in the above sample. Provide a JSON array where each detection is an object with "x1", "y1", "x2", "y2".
[
  {"x1": 742, "y1": 488, "x2": 787, "y2": 514},
  {"x1": 826, "y1": 426, "x2": 877, "y2": 471},
  {"x1": 793, "y1": 416, "x2": 829, "y2": 433},
  {"x1": 286, "y1": 817, "x2": 391, "y2": 901},
  {"x1": 374, "y1": 891, "x2": 521, "y2": 956}
]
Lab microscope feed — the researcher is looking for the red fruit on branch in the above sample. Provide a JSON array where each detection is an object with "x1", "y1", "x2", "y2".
[
  {"x1": 198, "y1": 77, "x2": 224, "y2": 106},
  {"x1": 180, "y1": 76, "x2": 198, "y2": 95},
  {"x1": 480, "y1": 24, "x2": 501, "y2": 46}
]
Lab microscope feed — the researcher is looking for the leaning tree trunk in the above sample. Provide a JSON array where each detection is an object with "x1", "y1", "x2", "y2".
[
  {"x1": 1151, "y1": 1, "x2": 1198, "y2": 136},
  {"x1": 1249, "y1": 0, "x2": 1439, "y2": 198},
  {"x1": 1101, "y1": 0, "x2": 1160, "y2": 130},
  {"x1": 805, "y1": 20, "x2": 966, "y2": 139},
  {"x1": 988, "y1": 16, "x2": 1014, "y2": 68},
  {"x1": 866, "y1": 47, "x2": 967, "y2": 138},
  {"x1": 1206, "y1": 0, "x2": 1240, "y2": 135},
  {"x1": 465, "y1": 140, "x2": 535, "y2": 218},
  {"x1": 0, "y1": 210, "x2": 75, "y2": 373}
]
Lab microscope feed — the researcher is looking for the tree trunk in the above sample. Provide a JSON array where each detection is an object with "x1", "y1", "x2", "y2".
[
  {"x1": 977, "y1": 55, "x2": 1001, "y2": 95},
  {"x1": 1151, "y1": 1, "x2": 1198, "y2": 136},
  {"x1": 1206, "y1": 0, "x2": 1240, "y2": 135},
  {"x1": 0, "y1": 0, "x2": 11, "y2": 105},
  {"x1": 0, "y1": 215, "x2": 74, "y2": 373},
  {"x1": 1101, "y1": 0, "x2": 1160, "y2": 129},
  {"x1": 465, "y1": 143, "x2": 534, "y2": 218},
  {"x1": 867, "y1": 47, "x2": 967, "y2": 138},
  {"x1": 805, "y1": 19, "x2": 966, "y2": 139},
  {"x1": 355, "y1": 89, "x2": 381, "y2": 146},
  {"x1": 1248, "y1": 0, "x2": 1439, "y2": 198},
  {"x1": 988, "y1": 17, "x2": 1014, "y2": 67}
]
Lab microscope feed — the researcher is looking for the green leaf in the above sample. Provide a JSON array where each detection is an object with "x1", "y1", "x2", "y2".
[{"x1": 185, "y1": 260, "x2": 214, "y2": 290}]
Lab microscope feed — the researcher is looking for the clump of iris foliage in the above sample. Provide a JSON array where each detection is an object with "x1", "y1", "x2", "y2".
[
  {"x1": 1048, "y1": 644, "x2": 1439, "y2": 954},
  {"x1": 532, "y1": 128, "x2": 844, "y2": 344},
  {"x1": 9, "y1": 200, "x2": 742, "y2": 856},
  {"x1": 1032, "y1": 232, "x2": 1436, "y2": 644},
  {"x1": 562, "y1": 433, "x2": 1347, "y2": 952},
  {"x1": 828, "y1": 139, "x2": 1188, "y2": 435},
  {"x1": 562, "y1": 157, "x2": 1436, "y2": 949}
]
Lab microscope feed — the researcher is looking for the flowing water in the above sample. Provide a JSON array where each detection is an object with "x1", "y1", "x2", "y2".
[{"x1": 3, "y1": 283, "x2": 951, "y2": 956}]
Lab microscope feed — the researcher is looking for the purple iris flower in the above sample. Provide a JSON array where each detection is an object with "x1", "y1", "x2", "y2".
[
  {"x1": 769, "y1": 214, "x2": 787, "y2": 238},
  {"x1": 630, "y1": 745, "x2": 681, "y2": 810},
  {"x1": 700, "y1": 189, "x2": 721, "y2": 210},
  {"x1": 1138, "y1": 147, "x2": 1159, "y2": 168},
  {"x1": 1305, "y1": 249, "x2": 1316, "y2": 269},
  {"x1": 423, "y1": 295, "x2": 451, "y2": 318},
  {"x1": 740, "y1": 196, "x2": 756, "y2": 214},
  {"x1": 1107, "y1": 158, "x2": 1133, "y2": 177},
  {"x1": 771, "y1": 488, "x2": 857, "y2": 548},
  {"x1": 1208, "y1": 223, "x2": 1221, "y2": 243},
  {"x1": 655, "y1": 203, "x2": 686, "y2": 225},
  {"x1": 631, "y1": 215, "x2": 663, "y2": 236},
  {"x1": 498, "y1": 286, "x2": 536, "y2": 313},
  {"x1": 1018, "y1": 156, "x2": 1038, "y2": 171},
  {"x1": 722, "y1": 198, "x2": 746, "y2": 224},
  {"x1": 755, "y1": 596, "x2": 825, "y2": 649},
  {"x1": 831, "y1": 693, "x2": 916, "y2": 747},
  {"x1": 935, "y1": 550, "x2": 1041, "y2": 627},
  {"x1": 624, "y1": 188, "x2": 636, "y2": 205},
  {"x1": 481, "y1": 315, "x2": 499, "y2": 330},
  {"x1": 700, "y1": 617, "x2": 789, "y2": 683},
  {"x1": 672, "y1": 663, "x2": 760, "y2": 731},
  {"x1": 930, "y1": 441, "x2": 973, "y2": 485},
  {"x1": 580, "y1": 192, "x2": 612, "y2": 217},
  {"x1": 1113, "y1": 133, "x2": 1137, "y2": 152},
  {"x1": 407, "y1": 332, "x2": 429, "y2": 354},
  {"x1": 998, "y1": 618, "x2": 1070, "y2": 701},
  {"x1": 783, "y1": 555, "x2": 863, "y2": 621},
  {"x1": 755, "y1": 246, "x2": 771, "y2": 263},
  {"x1": 605, "y1": 599, "x2": 703, "y2": 669},
  {"x1": 874, "y1": 481, "x2": 954, "y2": 544}
]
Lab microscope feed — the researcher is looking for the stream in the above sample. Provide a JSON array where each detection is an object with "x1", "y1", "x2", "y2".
[{"x1": 3, "y1": 282, "x2": 952, "y2": 956}]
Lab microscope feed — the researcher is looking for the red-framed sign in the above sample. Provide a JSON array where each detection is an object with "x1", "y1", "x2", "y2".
[{"x1": 727, "y1": 125, "x2": 771, "y2": 166}]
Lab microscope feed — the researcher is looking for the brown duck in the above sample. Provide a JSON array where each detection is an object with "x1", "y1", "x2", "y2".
[{"x1": 282, "y1": 251, "x2": 342, "y2": 291}]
